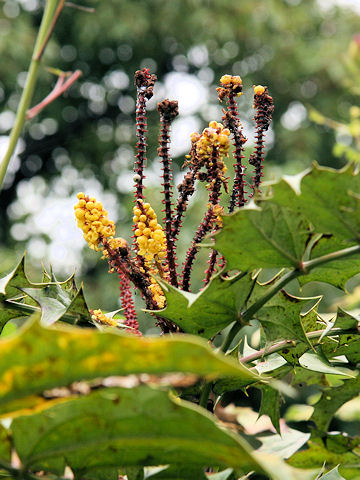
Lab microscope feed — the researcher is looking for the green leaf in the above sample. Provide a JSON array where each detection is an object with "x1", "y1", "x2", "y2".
[
  {"x1": 257, "y1": 427, "x2": 310, "y2": 459},
  {"x1": 0, "y1": 316, "x2": 259, "y2": 409},
  {"x1": 212, "y1": 203, "x2": 312, "y2": 271},
  {"x1": 271, "y1": 163, "x2": 360, "y2": 242},
  {"x1": 258, "y1": 386, "x2": 281, "y2": 434},
  {"x1": 0, "y1": 255, "x2": 33, "y2": 298},
  {"x1": 145, "y1": 465, "x2": 207, "y2": 479},
  {"x1": 298, "y1": 348, "x2": 356, "y2": 377},
  {"x1": 317, "y1": 466, "x2": 346, "y2": 480},
  {"x1": 20, "y1": 283, "x2": 91, "y2": 326},
  {"x1": 0, "y1": 304, "x2": 22, "y2": 334},
  {"x1": 0, "y1": 424, "x2": 11, "y2": 462},
  {"x1": 155, "y1": 271, "x2": 256, "y2": 338},
  {"x1": 289, "y1": 438, "x2": 360, "y2": 474},
  {"x1": 311, "y1": 376, "x2": 360, "y2": 431},
  {"x1": 298, "y1": 236, "x2": 360, "y2": 290},
  {"x1": 11, "y1": 386, "x2": 263, "y2": 474},
  {"x1": 253, "y1": 289, "x2": 320, "y2": 348}
]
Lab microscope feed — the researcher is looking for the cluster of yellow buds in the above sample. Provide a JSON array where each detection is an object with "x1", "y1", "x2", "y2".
[
  {"x1": 217, "y1": 75, "x2": 243, "y2": 99},
  {"x1": 212, "y1": 204, "x2": 224, "y2": 227},
  {"x1": 253, "y1": 85, "x2": 265, "y2": 96},
  {"x1": 192, "y1": 121, "x2": 231, "y2": 161},
  {"x1": 91, "y1": 309, "x2": 118, "y2": 327},
  {"x1": 74, "y1": 193, "x2": 115, "y2": 250},
  {"x1": 149, "y1": 277, "x2": 166, "y2": 309},
  {"x1": 133, "y1": 200, "x2": 167, "y2": 261},
  {"x1": 220, "y1": 74, "x2": 243, "y2": 88}
]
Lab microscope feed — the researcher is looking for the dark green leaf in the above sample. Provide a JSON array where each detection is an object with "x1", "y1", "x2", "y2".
[
  {"x1": 155, "y1": 272, "x2": 256, "y2": 338},
  {"x1": 11, "y1": 386, "x2": 263, "y2": 474},
  {"x1": 0, "y1": 424, "x2": 11, "y2": 462},
  {"x1": 259, "y1": 386, "x2": 281, "y2": 434},
  {"x1": 212, "y1": 203, "x2": 312, "y2": 271},
  {"x1": 271, "y1": 163, "x2": 360, "y2": 242},
  {"x1": 311, "y1": 376, "x2": 360, "y2": 431}
]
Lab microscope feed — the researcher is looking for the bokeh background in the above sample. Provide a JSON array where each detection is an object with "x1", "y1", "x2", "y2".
[{"x1": 1, "y1": 0, "x2": 360, "y2": 318}]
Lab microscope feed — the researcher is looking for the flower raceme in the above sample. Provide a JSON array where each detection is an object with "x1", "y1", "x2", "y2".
[{"x1": 74, "y1": 70, "x2": 273, "y2": 333}]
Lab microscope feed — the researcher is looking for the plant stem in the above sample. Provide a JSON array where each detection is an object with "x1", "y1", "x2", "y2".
[
  {"x1": 0, "y1": 0, "x2": 59, "y2": 190},
  {"x1": 220, "y1": 244, "x2": 360, "y2": 354},
  {"x1": 239, "y1": 327, "x2": 359, "y2": 364},
  {"x1": 199, "y1": 381, "x2": 213, "y2": 409}
]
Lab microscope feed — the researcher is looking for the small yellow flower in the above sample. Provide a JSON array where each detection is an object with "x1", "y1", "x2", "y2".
[
  {"x1": 91, "y1": 309, "x2": 118, "y2": 327},
  {"x1": 74, "y1": 193, "x2": 115, "y2": 250},
  {"x1": 254, "y1": 85, "x2": 265, "y2": 96}
]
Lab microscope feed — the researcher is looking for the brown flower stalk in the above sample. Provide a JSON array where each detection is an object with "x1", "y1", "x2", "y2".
[
  {"x1": 249, "y1": 85, "x2": 274, "y2": 195},
  {"x1": 157, "y1": 99, "x2": 179, "y2": 287},
  {"x1": 133, "y1": 69, "x2": 157, "y2": 200}
]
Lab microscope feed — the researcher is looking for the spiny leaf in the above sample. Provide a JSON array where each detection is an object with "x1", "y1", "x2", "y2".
[
  {"x1": 0, "y1": 316, "x2": 259, "y2": 409},
  {"x1": 0, "y1": 255, "x2": 34, "y2": 298},
  {"x1": 257, "y1": 427, "x2": 310, "y2": 459},
  {"x1": 212, "y1": 203, "x2": 312, "y2": 271},
  {"x1": 155, "y1": 271, "x2": 256, "y2": 338},
  {"x1": 271, "y1": 163, "x2": 360, "y2": 242},
  {"x1": 252, "y1": 288, "x2": 321, "y2": 348},
  {"x1": 289, "y1": 437, "x2": 359, "y2": 475},
  {"x1": 311, "y1": 375, "x2": 360, "y2": 431},
  {"x1": 317, "y1": 466, "x2": 346, "y2": 480},
  {"x1": 258, "y1": 385, "x2": 281, "y2": 434},
  {"x1": 10, "y1": 386, "x2": 263, "y2": 474},
  {"x1": 299, "y1": 347, "x2": 356, "y2": 377}
]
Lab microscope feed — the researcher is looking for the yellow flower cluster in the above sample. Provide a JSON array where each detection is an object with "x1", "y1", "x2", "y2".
[
  {"x1": 91, "y1": 309, "x2": 118, "y2": 327},
  {"x1": 253, "y1": 85, "x2": 265, "y2": 96},
  {"x1": 133, "y1": 200, "x2": 167, "y2": 261},
  {"x1": 220, "y1": 74, "x2": 243, "y2": 87},
  {"x1": 212, "y1": 204, "x2": 224, "y2": 227},
  {"x1": 149, "y1": 276, "x2": 166, "y2": 309},
  {"x1": 74, "y1": 193, "x2": 115, "y2": 250},
  {"x1": 192, "y1": 121, "x2": 231, "y2": 161}
]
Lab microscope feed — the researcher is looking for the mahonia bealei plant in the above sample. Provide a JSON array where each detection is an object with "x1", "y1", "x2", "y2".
[{"x1": 75, "y1": 69, "x2": 273, "y2": 334}]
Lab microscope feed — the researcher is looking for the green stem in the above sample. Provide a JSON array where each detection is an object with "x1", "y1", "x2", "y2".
[
  {"x1": 0, "y1": 0, "x2": 59, "y2": 190},
  {"x1": 239, "y1": 327, "x2": 359, "y2": 364},
  {"x1": 221, "y1": 244, "x2": 360, "y2": 354},
  {"x1": 199, "y1": 381, "x2": 212, "y2": 409}
]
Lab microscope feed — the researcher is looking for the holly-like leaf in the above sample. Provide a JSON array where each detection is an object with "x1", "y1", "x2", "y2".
[
  {"x1": 258, "y1": 386, "x2": 281, "y2": 434},
  {"x1": 298, "y1": 348, "x2": 355, "y2": 377},
  {"x1": 0, "y1": 255, "x2": 33, "y2": 298},
  {"x1": 257, "y1": 427, "x2": 310, "y2": 459},
  {"x1": 19, "y1": 283, "x2": 91, "y2": 326},
  {"x1": 271, "y1": 163, "x2": 360, "y2": 242},
  {"x1": 155, "y1": 272, "x2": 256, "y2": 338},
  {"x1": 0, "y1": 316, "x2": 259, "y2": 410},
  {"x1": 11, "y1": 386, "x2": 263, "y2": 475},
  {"x1": 311, "y1": 376, "x2": 360, "y2": 431},
  {"x1": 289, "y1": 437, "x2": 359, "y2": 476},
  {"x1": 252, "y1": 289, "x2": 320, "y2": 348},
  {"x1": 317, "y1": 466, "x2": 346, "y2": 480},
  {"x1": 212, "y1": 203, "x2": 312, "y2": 272}
]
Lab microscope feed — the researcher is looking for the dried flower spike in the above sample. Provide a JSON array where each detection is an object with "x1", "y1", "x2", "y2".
[{"x1": 249, "y1": 85, "x2": 274, "y2": 194}]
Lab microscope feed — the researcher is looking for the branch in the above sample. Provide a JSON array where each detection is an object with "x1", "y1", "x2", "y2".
[
  {"x1": 239, "y1": 327, "x2": 359, "y2": 365},
  {"x1": 0, "y1": 0, "x2": 60, "y2": 190},
  {"x1": 221, "y1": 244, "x2": 360, "y2": 353},
  {"x1": 26, "y1": 69, "x2": 82, "y2": 120}
]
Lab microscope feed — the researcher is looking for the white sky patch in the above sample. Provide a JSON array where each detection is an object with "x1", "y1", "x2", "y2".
[
  {"x1": 317, "y1": 0, "x2": 360, "y2": 13},
  {"x1": 169, "y1": 115, "x2": 201, "y2": 157},
  {"x1": 164, "y1": 72, "x2": 208, "y2": 116},
  {"x1": 281, "y1": 102, "x2": 307, "y2": 131}
]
